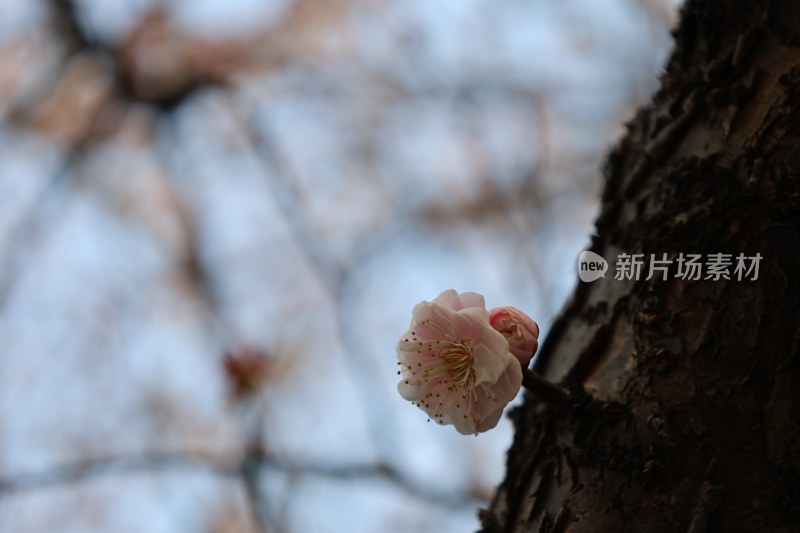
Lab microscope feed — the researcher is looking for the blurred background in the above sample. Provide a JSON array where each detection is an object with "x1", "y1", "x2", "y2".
[{"x1": 0, "y1": 0, "x2": 680, "y2": 531}]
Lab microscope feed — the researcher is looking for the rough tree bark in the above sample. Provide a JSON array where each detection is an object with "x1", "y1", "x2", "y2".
[{"x1": 481, "y1": 0, "x2": 800, "y2": 531}]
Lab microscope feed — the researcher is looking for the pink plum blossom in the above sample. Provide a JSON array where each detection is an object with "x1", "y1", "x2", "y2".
[
  {"x1": 396, "y1": 290, "x2": 523, "y2": 435},
  {"x1": 488, "y1": 306, "x2": 539, "y2": 369}
]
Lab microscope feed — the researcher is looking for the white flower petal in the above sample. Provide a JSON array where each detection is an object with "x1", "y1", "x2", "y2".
[
  {"x1": 489, "y1": 360, "x2": 523, "y2": 405},
  {"x1": 450, "y1": 406, "x2": 478, "y2": 435},
  {"x1": 471, "y1": 344, "x2": 508, "y2": 385},
  {"x1": 456, "y1": 291, "x2": 486, "y2": 310},
  {"x1": 397, "y1": 380, "x2": 426, "y2": 402},
  {"x1": 409, "y1": 300, "x2": 436, "y2": 326},
  {"x1": 433, "y1": 289, "x2": 459, "y2": 309},
  {"x1": 475, "y1": 405, "x2": 505, "y2": 433}
]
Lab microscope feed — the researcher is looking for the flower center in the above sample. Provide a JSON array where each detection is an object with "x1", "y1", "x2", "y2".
[{"x1": 422, "y1": 337, "x2": 476, "y2": 390}]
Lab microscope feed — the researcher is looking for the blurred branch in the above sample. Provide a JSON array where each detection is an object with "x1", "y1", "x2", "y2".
[
  {"x1": 0, "y1": 449, "x2": 479, "y2": 509},
  {"x1": 241, "y1": 449, "x2": 271, "y2": 533},
  {"x1": 234, "y1": 110, "x2": 343, "y2": 292},
  {"x1": 50, "y1": 0, "x2": 98, "y2": 52},
  {"x1": 0, "y1": 149, "x2": 88, "y2": 311},
  {"x1": 0, "y1": 450, "x2": 236, "y2": 493},
  {"x1": 229, "y1": 99, "x2": 402, "y2": 462}
]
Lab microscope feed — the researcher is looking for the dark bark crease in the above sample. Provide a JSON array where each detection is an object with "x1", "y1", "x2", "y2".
[{"x1": 483, "y1": 0, "x2": 800, "y2": 531}]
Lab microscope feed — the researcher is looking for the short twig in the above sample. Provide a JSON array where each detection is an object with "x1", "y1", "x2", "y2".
[{"x1": 521, "y1": 369, "x2": 571, "y2": 407}]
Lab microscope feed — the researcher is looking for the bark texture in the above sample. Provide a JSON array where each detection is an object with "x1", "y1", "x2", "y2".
[{"x1": 482, "y1": 0, "x2": 800, "y2": 531}]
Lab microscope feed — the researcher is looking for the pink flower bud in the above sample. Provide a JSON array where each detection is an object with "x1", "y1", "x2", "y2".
[
  {"x1": 488, "y1": 306, "x2": 539, "y2": 369},
  {"x1": 396, "y1": 290, "x2": 522, "y2": 435}
]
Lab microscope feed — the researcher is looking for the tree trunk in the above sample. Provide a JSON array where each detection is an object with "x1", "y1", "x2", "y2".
[{"x1": 481, "y1": 0, "x2": 800, "y2": 531}]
